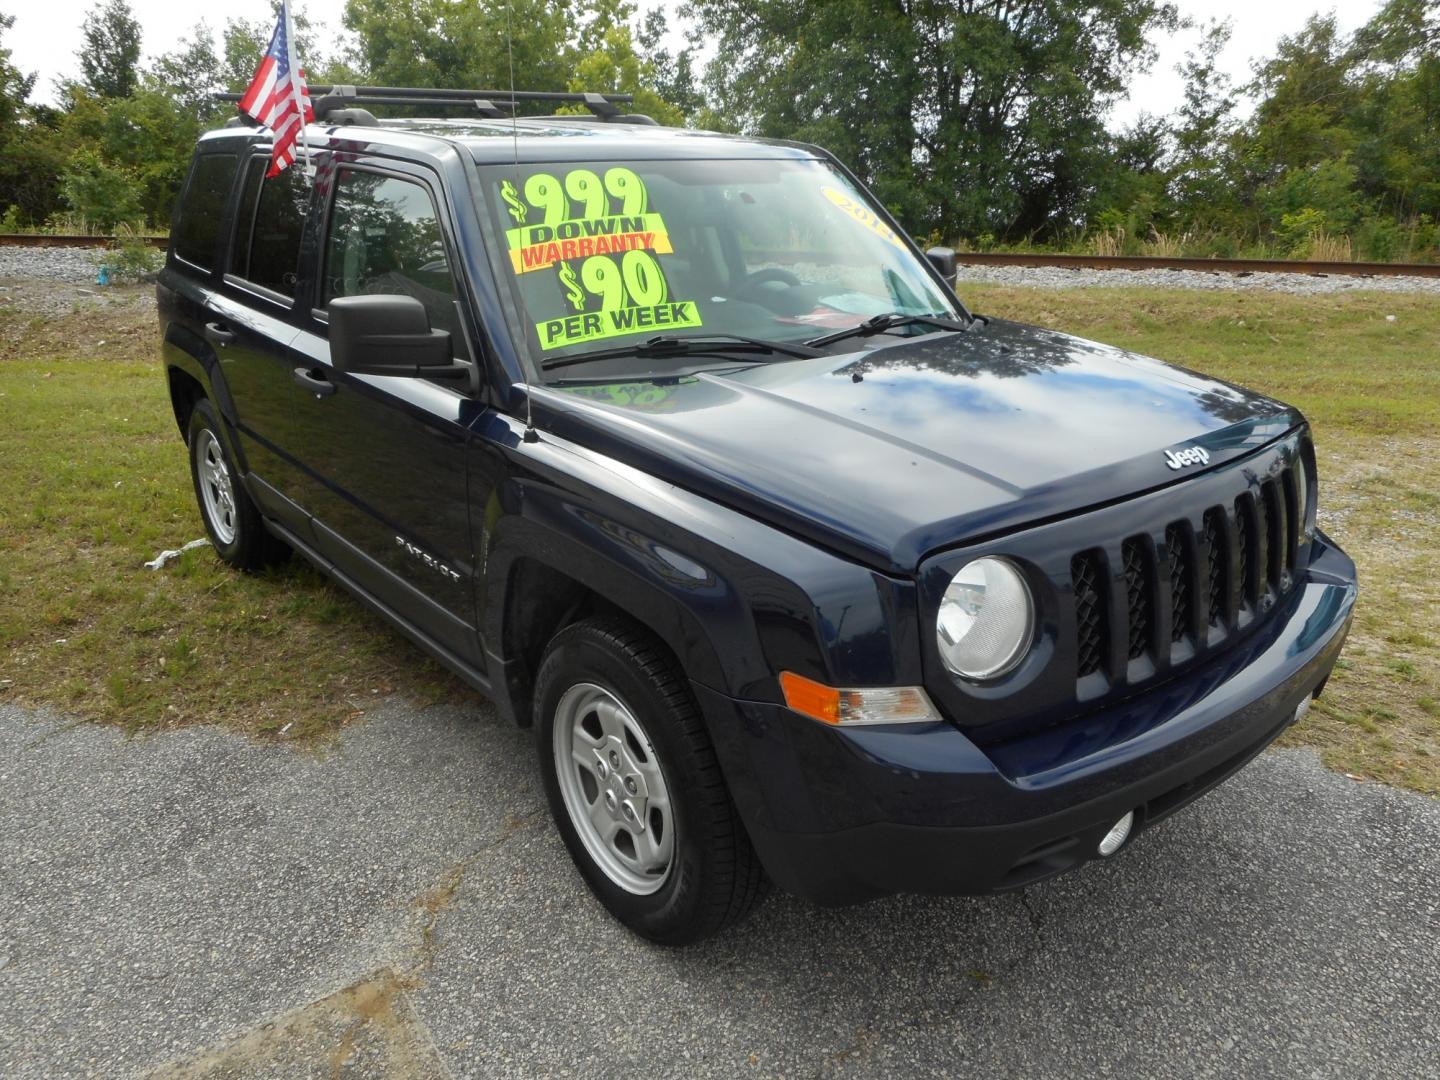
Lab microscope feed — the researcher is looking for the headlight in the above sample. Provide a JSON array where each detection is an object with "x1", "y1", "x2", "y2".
[{"x1": 936, "y1": 557, "x2": 1034, "y2": 680}]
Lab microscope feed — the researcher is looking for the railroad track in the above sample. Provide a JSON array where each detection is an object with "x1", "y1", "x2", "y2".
[
  {"x1": 1, "y1": 233, "x2": 1436, "y2": 278},
  {"x1": 948, "y1": 251, "x2": 1440, "y2": 279},
  {"x1": 0, "y1": 233, "x2": 168, "y2": 250}
]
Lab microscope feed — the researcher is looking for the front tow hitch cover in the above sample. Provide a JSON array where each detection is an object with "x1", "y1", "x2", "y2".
[{"x1": 1098, "y1": 811, "x2": 1135, "y2": 857}]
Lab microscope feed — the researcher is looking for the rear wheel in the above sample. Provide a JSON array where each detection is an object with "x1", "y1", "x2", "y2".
[
  {"x1": 187, "y1": 399, "x2": 288, "y2": 571},
  {"x1": 534, "y1": 616, "x2": 766, "y2": 945}
]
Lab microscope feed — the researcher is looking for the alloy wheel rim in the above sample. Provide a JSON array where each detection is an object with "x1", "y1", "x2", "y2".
[
  {"x1": 552, "y1": 681, "x2": 674, "y2": 895},
  {"x1": 196, "y1": 429, "x2": 237, "y2": 545}
]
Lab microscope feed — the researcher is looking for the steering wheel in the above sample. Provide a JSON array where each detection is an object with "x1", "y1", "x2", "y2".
[{"x1": 734, "y1": 267, "x2": 803, "y2": 299}]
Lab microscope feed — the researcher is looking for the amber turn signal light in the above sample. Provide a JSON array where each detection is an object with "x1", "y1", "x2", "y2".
[{"x1": 780, "y1": 671, "x2": 941, "y2": 727}]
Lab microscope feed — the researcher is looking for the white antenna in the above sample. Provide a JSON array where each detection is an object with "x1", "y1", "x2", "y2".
[{"x1": 505, "y1": 0, "x2": 538, "y2": 442}]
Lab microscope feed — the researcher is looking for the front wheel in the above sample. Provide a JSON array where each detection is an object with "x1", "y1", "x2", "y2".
[{"x1": 534, "y1": 616, "x2": 766, "y2": 945}]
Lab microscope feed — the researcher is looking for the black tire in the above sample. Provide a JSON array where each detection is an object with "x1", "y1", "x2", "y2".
[
  {"x1": 186, "y1": 399, "x2": 289, "y2": 571},
  {"x1": 534, "y1": 615, "x2": 766, "y2": 945}
]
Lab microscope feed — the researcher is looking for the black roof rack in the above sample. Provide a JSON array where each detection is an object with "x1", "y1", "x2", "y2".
[{"x1": 217, "y1": 85, "x2": 656, "y2": 126}]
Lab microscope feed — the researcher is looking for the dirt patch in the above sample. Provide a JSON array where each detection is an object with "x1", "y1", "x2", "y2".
[
  {"x1": 144, "y1": 969, "x2": 449, "y2": 1080},
  {"x1": 0, "y1": 281, "x2": 155, "y2": 362}
]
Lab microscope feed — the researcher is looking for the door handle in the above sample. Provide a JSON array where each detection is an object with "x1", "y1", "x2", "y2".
[
  {"x1": 204, "y1": 321, "x2": 237, "y2": 347},
  {"x1": 293, "y1": 366, "x2": 337, "y2": 398}
]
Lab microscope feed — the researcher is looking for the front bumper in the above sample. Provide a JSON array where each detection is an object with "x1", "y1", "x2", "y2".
[{"x1": 695, "y1": 534, "x2": 1357, "y2": 905}]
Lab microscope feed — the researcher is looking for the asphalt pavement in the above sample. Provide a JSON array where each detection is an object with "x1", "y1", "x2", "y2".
[{"x1": 2, "y1": 698, "x2": 1437, "y2": 1079}]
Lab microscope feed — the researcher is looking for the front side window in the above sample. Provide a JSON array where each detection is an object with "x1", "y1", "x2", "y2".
[
  {"x1": 477, "y1": 157, "x2": 960, "y2": 376},
  {"x1": 231, "y1": 158, "x2": 310, "y2": 298},
  {"x1": 173, "y1": 152, "x2": 238, "y2": 271},
  {"x1": 322, "y1": 169, "x2": 458, "y2": 340}
]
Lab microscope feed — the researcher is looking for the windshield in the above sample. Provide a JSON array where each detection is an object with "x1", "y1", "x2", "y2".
[{"x1": 476, "y1": 157, "x2": 963, "y2": 376}]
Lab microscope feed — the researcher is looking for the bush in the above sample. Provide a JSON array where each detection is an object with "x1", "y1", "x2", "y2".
[
  {"x1": 1356, "y1": 218, "x2": 1401, "y2": 262},
  {"x1": 1277, "y1": 208, "x2": 1330, "y2": 257},
  {"x1": 99, "y1": 225, "x2": 162, "y2": 282},
  {"x1": 59, "y1": 150, "x2": 144, "y2": 233}
]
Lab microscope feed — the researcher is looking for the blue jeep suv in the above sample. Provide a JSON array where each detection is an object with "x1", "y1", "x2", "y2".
[{"x1": 157, "y1": 87, "x2": 1357, "y2": 944}]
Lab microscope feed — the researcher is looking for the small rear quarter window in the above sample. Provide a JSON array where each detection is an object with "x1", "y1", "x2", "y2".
[
  {"x1": 173, "y1": 152, "x2": 238, "y2": 271},
  {"x1": 230, "y1": 157, "x2": 310, "y2": 298}
]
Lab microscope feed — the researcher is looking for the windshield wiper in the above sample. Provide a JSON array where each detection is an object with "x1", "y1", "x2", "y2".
[
  {"x1": 805, "y1": 312, "x2": 971, "y2": 349},
  {"x1": 540, "y1": 333, "x2": 825, "y2": 372}
]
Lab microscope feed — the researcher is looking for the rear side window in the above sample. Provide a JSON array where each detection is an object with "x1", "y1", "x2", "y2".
[
  {"x1": 231, "y1": 158, "x2": 310, "y2": 298},
  {"x1": 173, "y1": 152, "x2": 238, "y2": 271},
  {"x1": 321, "y1": 169, "x2": 458, "y2": 339}
]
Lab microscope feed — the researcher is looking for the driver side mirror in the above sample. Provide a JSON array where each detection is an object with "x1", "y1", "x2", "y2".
[
  {"x1": 328, "y1": 294, "x2": 467, "y2": 380},
  {"x1": 925, "y1": 246, "x2": 958, "y2": 289}
]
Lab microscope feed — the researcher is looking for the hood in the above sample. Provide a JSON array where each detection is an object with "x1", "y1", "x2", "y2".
[{"x1": 530, "y1": 318, "x2": 1301, "y2": 573}]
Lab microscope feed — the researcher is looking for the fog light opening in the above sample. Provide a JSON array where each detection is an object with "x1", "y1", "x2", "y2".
[{"x1": 1097, "y1": 811, "x2": 1135, "y2": 857}]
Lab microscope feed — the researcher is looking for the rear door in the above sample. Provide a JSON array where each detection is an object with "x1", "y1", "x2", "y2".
[
  {"x1": 206, "y1": 153, "x2": 316, "y2": 531},
  {"x1": 285, "y1": 160, "x2": 484, "y2": 665}
]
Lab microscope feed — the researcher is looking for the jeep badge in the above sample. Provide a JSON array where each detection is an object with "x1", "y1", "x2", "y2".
[{"x1": 1164, "y1": 445, "x2": 1211, "y2": 470}]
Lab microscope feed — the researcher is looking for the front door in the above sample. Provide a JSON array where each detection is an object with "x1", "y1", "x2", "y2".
[{"x1": 287, "y1": 163, "x2": 484, "y2": 666}]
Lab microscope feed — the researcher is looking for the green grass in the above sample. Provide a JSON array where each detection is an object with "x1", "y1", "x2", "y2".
[
  {"x1": 0, "y1": 295, "x2": 468, "y2": 740},
  {"x1": 1, "y1": 285, "x2": 1437, "y2": 793}
]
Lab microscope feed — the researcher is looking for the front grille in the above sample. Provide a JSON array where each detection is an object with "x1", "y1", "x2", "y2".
[
  {"x1": 1262, "y1": 482, "x2": 1284, "y2": 586},
  {"x1": 1235, "y1": 494, "x2": 1256, "y2": 609},
  {"x1": 1070, "y1": 460, "x2": 1305, "y2": 683},
  {"x1": 1121, "y1": 539, "x2": 1151, "y2": 660},
  {"x1": 1202, "y1": 508, "x2": 1227, "y2": 626},
  {"x1": 1166, "y1": 524, "x2": 1193, "y2": 643},
  {"x1": 1071, "y1": 552, "x2": 1105, "y2": 678}
]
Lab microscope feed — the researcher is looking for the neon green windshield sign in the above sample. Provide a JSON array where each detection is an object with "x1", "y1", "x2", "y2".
[{"x1": 500, "y1": 169, "x2": 703, "y2": 351}]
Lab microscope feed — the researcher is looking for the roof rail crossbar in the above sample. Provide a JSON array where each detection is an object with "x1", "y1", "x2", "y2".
[
  {"x1": 217, "y1": 85, "x2": 635, "y2": 122},
  {"x1": 472, "y1": 98, "x2": 516, "y2": 119},
  {"x1": 582, "y1": 92, "x2": 620, "y2": 119}
]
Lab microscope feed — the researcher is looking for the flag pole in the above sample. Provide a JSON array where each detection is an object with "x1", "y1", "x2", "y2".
[{"x1": 282, "y1": 0, "x2": 310, "y2": 170}]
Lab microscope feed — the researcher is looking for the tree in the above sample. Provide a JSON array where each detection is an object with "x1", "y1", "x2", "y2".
[
  {"x1": 51, "y1": 83, "x2": 207, "y2": 226},
  {"x1": 1350, "y1": 0, "x2": 1439, "y2": 68},
  {"x1": 1169, "y1": 20, "x2": 1240, "y2": 230},
  {"x1": 1346, "y1": 1, "x2": 1440, "y2": 248},
  {"x1": 222, "y1": 4, "x2": 330, "y2": 92},
  {"x1": 0, "y1": 11, "x2": 67, "y2": 226},
  {"x1": 78, "y1": 0, "x2": 142, "y2": 99},
  {"x1": 340, "y1": 0, "x2": 576, "y2": 98},
  {"x1": 149, "y1": 23, "x2": 225, "y2": 122},
  {"x1": 560, "y1": 0, "x2": 684, "y2": 124},
  {"x1": 1246, "y1": 15, "x2": 1358, "y2": 172},
  {"x1": 0, "y1": 10, "x2": 34, "y2": 129},
  {"x1": 686, "y1": 0, "x2": 1179, "y2": 241},
  {"x1": 637, "y1": 8, "x2": 704, "y2": 122},
  {"x1": 1087, "y1": 112, "x2": 1172, "y2": 242},
  {"x1": 339, "y1": 0, "x2": 691, "y2": 122}
]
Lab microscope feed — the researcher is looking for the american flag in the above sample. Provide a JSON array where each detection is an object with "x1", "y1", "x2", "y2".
[{"x1": 237, "y1": 2, "x2": 314, "y2": 177}]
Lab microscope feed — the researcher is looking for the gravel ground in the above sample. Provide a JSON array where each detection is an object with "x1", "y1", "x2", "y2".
[
  {"x1": 953, "y1": 263, "x2": 1440, "y2": 294},
  {"x1": 2, "y1": 698, "x2": 1437, "y2": 1079},
  {"x1": 0, "y1": 246, "x2": 106, "y2": 285}
]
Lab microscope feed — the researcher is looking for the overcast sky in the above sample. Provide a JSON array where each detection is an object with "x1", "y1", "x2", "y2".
[
  {"x1": 1110, "y1": 0, "x2": 1377, "y2": 127},
  {"x1": 8, "y1": 0, "x2": 1383, "y2": 125}
]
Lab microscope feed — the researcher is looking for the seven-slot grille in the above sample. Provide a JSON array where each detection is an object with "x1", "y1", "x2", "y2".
[{"x1": 1070, "y1": 461, "x2": 1306, "y2": 682}]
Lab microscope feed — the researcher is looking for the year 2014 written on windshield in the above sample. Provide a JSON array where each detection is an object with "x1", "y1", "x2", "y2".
[{"x1": 499, "y1": 168, "x2": 702, "y2": 351}]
